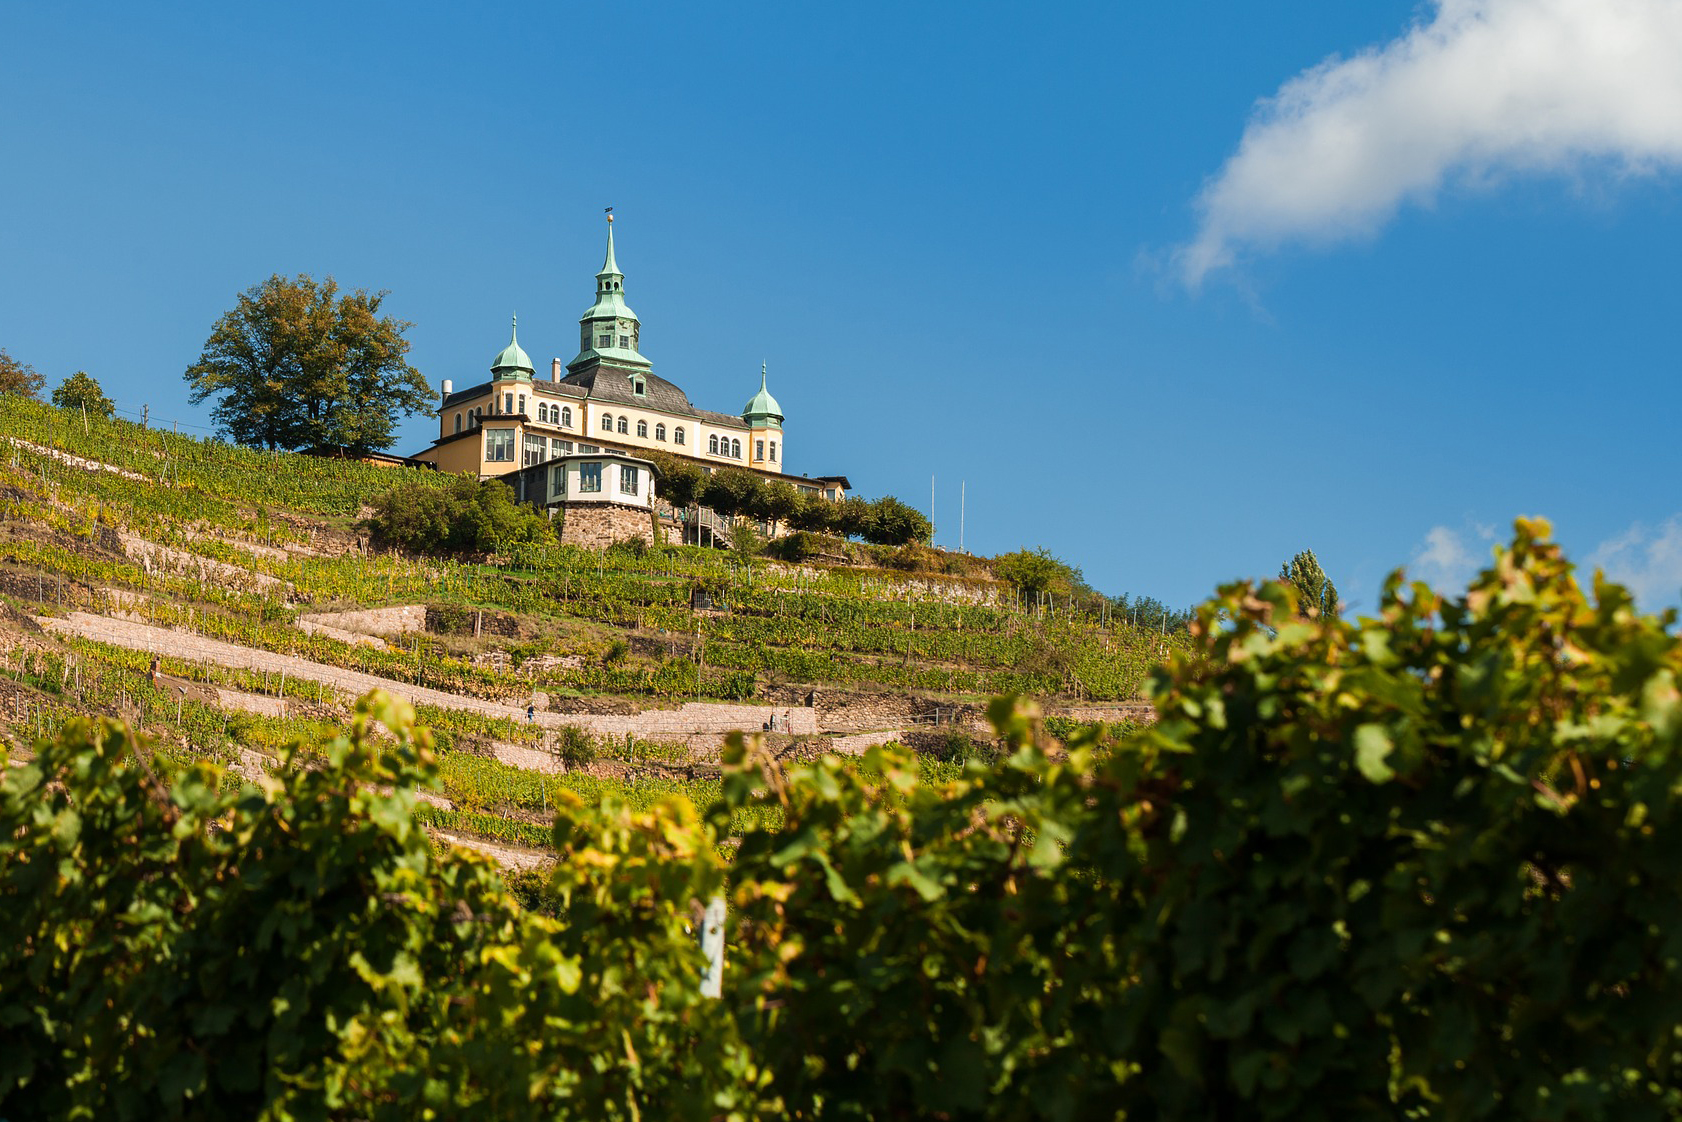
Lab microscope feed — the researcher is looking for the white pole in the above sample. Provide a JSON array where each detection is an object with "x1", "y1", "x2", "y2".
[{"x1": 699, "y1": 895, "x2": 726, "y2": 998}]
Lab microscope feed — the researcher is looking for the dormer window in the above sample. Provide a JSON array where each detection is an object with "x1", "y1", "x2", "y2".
[
  {"x1": 630, "y1": 375, "x2": 646, "y2": 396},
  {"x1": 598, "y1": 333, "x2": 612, "y2": 348}
]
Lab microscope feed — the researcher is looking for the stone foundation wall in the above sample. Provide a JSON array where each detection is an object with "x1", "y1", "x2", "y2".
[
  {"x1": 761, "y1": 684, "x2": 988, "y2": 733},
  {"x1": 559, "y1": 502, "x2": 657, "y2": 550}
]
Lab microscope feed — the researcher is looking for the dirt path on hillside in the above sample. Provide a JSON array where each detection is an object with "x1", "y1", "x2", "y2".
[{"x1": 33, "y1": 612, "x2": 812, "y2": 748}]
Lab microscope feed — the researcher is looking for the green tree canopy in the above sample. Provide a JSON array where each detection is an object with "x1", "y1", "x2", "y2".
[
  {"x1": 366, "y1": 473, "x2": 553, "y2": 555},
  {"x1": 645, "y1": 451, "x2": 705, "y2": 509},
  {"x1": 184, "y1": 274, "x2": 432, "y2": 455},
  {"x1": 861, "y1": 495, "x2": 932, "y2": 546},
  {"x1": 701, "y1": 467, "x2": 763, "y2": 519},
  {"x1": 50, "y1": 371, "x2": 114, "y2": 418},
  {"x1": 1280, "y1": 547, "x2": 1340, "y2": 619},
  {"x1": 993, "y1": 547, "x2": 1080, "y2": 597},
  {"x1": 0, "y1": 348, "x2": 43, "y2": 400}
]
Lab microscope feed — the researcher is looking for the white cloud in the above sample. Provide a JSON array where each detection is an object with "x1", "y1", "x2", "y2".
[
  {"x1": 1588, "y1": 517, "x2": 1682, "y2": 610},
  {"x1": 1410, "y1": 522, "x2": 1496, "y2": 592},
  {"x1": 1177, "y1": 0, "x2": 1682, "y2": 286}
]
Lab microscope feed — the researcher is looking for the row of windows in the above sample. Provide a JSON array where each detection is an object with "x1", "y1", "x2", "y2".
[
  {"x1": 551, "y1": 462, "x2": 640, "y2": 497},
  {"x1": 599, "y1": 413, "x2": 687, "y2": 446},
  {"x1": 473, "y1": 410, "x2": 772, "y2": 466}
]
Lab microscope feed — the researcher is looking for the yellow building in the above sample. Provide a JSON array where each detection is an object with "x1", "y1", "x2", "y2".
[{"x1": 410, "y1": 218, "x2": 846, "y2": 502}]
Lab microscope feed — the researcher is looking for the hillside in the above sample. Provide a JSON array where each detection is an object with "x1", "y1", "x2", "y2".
[{"x1": 0, "y1": 395, "x2": 1180, "y2": 861}]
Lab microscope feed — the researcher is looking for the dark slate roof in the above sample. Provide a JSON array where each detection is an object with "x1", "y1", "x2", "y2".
[
  {"x1": 441, "y1": 380, "x2": 492, "y2": 409},
  {"x1": 557, "y1": 362, "x2": 701, "y2": 417},
  {"x1": 693, "y1": 407, "x2": 750, "y2": 432},
  {"x1": 442, "y1": 379, "x2": 589, "y2": 410}
]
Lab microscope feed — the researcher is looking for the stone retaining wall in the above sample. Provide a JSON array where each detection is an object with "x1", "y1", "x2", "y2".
[{"x1": 559, "y1": 502, "x2": 657, "y2": 549}]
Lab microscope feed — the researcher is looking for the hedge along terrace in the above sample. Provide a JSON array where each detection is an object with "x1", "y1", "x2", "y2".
[{"x1": 9, "y1": 523, "x2": 1682, "y2": 1118}]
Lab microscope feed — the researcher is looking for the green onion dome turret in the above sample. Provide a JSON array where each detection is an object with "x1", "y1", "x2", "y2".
[{"x1": 742, "y1": 363, "x2": 783, "y2": 427}]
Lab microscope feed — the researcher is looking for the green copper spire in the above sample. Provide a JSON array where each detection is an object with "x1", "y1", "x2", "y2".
[
  {"x1": 743, "y1": 361, "x2": 783, "y2": 427},
  {"x1": 570, "y1": 211, "x2": 651, "y2": 371},
  {"x1": 491, "y1": 314, "x2": 534, "y2": 380},
  {"x1": 600, "y1": 220, "x2": 620, "y2": 279}
]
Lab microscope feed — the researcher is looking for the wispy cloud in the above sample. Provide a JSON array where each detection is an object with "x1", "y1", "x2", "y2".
[
  {"x1": 1588, "y1": 517, "x2": 1682, "y2": 610},
  {"x1": 1410, "y1": 521, "x2": 1497, "y2": 593},
  {"x1": 1176, "y1": 0, "x2": 1682, "y2": 286}
]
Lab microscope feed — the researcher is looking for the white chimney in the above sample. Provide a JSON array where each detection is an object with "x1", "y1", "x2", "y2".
[
  {"x1": 441, "y1": 379, "x2": 453, "y2": 402},
  {"x1": 551, "y1": 358, "x2": 562, "y2": 382}
]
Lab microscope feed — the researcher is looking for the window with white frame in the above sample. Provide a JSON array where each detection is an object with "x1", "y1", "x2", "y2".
[
  {"x1": 616, "y1": 416, "x2": 628, "y2": 434},
  {"x1": 674, "y1": 426, "x2": 685, "y2": 445},
  {"x1": 518, "y1": 394, "x2": 526, "y2": 415},
  {"x1": 601, "y1": 413, "x2": 613, "y2": 432},
  {"x1": 769, "y1": 441, "x2": 777, "y2": 462},
  {"x1": 523, "y1": 434, "x2": 547, "y2": 466},
  {"x1": 636, "y1": 420, "x2": 647, "y2": 438},
  {"x1": 454, "y1": 413, "x2": 462, "y2": 433},
  {"x1": 551, "y1": 438, "x2": 570, "y2": 458},
  {"x1": 731, "y1": 438, "x2": 741, "y2": 458},
  {"x1": 579, "y1": 462, "x2": 602, "y2": 492},
  {"x1": 708, "y1": 434, "x2": 719, "y2": 455},
  {"x1": 537, "y1": 403, "x2": 548, "y2": 423},
  {"x1": 756, "y1": 440, "x2": 765, "y2": 461},
  {"x1": 655, "y1": 423, "x2": 666, "y2": 441},
  {"x1": 485, "y1": 428, "x2": 515, "y2": 462},
  {"x1": 620, "y1": 465, "x2": 639, "y2": 495},
  {"x1": 561, "y1": 406, "x2": 572, "y2": 427},
  {"x1": 504, "y1": 392, "x2": 514, "y2": 413},
  {"x1": 551, "y1": 463, "x2": 567, "y2": 496}
]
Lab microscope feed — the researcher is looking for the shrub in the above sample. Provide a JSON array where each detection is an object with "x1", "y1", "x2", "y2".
[
  {"x1": 554, "y1": 723, "x2": 597, "y2": 768},
  {"x1": 367, "y1": 474, "x2": 553, "y2": 555}
]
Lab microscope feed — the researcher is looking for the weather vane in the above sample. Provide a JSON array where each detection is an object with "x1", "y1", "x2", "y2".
[{"x1": 605, "y1": 206, "x2": 613, "y2": 225}]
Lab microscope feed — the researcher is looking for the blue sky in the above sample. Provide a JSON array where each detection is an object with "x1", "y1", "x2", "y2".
[{"x1": 5, "y1": 0, "x2": 1682, "y2": 614}]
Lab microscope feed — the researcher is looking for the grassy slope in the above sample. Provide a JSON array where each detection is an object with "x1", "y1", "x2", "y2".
[{"x1": 0, "y1": 395, "x2": 1180, "y2": 853}]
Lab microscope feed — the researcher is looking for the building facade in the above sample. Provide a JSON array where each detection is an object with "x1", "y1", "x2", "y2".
[
  {"x1": 411, "y1": 218, "x2": 846, "y2": 503},
  {"x1": 505, "y1": 451, "x2": 662, "y2": 549}
]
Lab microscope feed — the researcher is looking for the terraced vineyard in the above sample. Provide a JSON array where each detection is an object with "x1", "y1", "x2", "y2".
[{"x1": 0, "y1": 395, "x2": 1178, "y2": 863}]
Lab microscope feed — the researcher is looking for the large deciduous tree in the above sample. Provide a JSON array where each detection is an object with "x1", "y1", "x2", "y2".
[
  {"x1": 184, "y1": 275, "x2": 432, "y2": 456},
  {"x1": 0, "y1": 348, "x2": 44, "y2": 399}
]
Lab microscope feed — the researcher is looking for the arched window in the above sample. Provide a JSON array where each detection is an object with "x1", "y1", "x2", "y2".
[
  {"x1": 708, "y1": 434, "x2": 719, "y2": 455},
  {"x1": 518, "y1": 394, "x2": 526, "y2": 415},
  {"x1": 561, "y1": 406, "x2": 572, "y2": 427},
  {"x1": 636, "y1": 420, "x2": 648, "y2": 438},
  {"x1": 617, "y1": 416, "x2": 628, "y2": 435},
  {"x1": 454, "y1": 413, "x2": 462, "y2": 434},
  {"x1": 601, "y1": 413, "x2": 613, "y2": 433},
  {"x1": 731, "y1": 438, "x2": 741, "y2": 458},
  {"x1": 536, "y1": 403, "x2": 547, "y2": 423},
  {"x1": 655, "y1": 424, "x2": 666, "y2": 441},
  {"x1": 674, "y1": 426, "x2": 685, "y2": 445}
]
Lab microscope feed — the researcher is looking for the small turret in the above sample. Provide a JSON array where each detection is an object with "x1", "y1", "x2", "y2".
[
  {"x1": 491, "y1": 316, "x2": 534, "y2": 381},
  {"x1": 742, "y1": 363, "x2": 783, "y2": 426}
]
